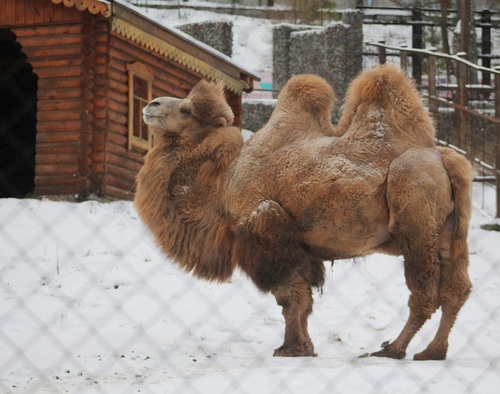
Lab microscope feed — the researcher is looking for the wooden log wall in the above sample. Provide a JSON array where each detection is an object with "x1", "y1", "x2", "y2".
[
  {"x1": 1, "y1": 0, "x2": 80, "y2": 26},
  {"x1": 5, "y1": 1, "x2": 89, "y2": 197},
  {"x1": 4, "y1": 0, "x2": 244, "y2": 200},
  {"x1": 14, "y1": 22, "x2": 86, "y2": 196},
  {"x1": 92, "y1": 18, "x2": 110, "y2": 198},
  {"x1": 80, "y1": 12, "x2": 109, "y2": 199},
  {"x1": 226, "y1": 93, "x2": 242, "y2": 127}
]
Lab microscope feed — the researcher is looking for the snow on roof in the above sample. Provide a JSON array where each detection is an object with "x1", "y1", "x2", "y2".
[{"x1": 113, "y1": 0, "x2": 261, "y2": 81}]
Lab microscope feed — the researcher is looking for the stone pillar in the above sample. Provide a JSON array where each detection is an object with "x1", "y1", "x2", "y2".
[
  {"x1": 178, "y1": 21, "x2": 233, "y2": 57},
  {"x1": 272, "y1": 11, "x2": 363, "y2": 121}
]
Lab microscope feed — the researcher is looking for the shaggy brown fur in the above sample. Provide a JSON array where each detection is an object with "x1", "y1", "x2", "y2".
[
  {"x1": 135, "y1": 81, "x2": 242, "y2": 281},
  {"x1": 135, "y1": 65, "x2": 472, "y2": 360}
]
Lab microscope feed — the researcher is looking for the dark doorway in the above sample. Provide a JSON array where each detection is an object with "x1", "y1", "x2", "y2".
[{"x1": 0, "y1": 29, "x2": 37, "y2": 198}]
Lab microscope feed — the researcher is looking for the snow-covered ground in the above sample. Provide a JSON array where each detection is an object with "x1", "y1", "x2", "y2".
[{"x1": 1, "y1": 182, "x2": 499, "y2": 394}]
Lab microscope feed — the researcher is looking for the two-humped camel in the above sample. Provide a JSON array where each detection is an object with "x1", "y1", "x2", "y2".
[{"x1": 135, "y1": 65, "x2": 472, "y2": 360}]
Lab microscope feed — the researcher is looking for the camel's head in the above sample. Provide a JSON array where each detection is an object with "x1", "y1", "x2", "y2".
[{"x1": 143, "y1": 80, "x2": 235, "y2": 138}]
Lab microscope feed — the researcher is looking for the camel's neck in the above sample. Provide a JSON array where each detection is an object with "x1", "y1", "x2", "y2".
[{"x1": 135, "y1": 129, "x2": 242, "y2": 283}]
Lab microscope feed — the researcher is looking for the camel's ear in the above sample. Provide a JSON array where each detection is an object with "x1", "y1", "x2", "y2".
[
  {"x1": 179, "y1": 100, "x2": 193, "y2": 117},
  {"x1": 213, "y1": 116, "x2": 228, "y2": 128},
  {"x1": 213, "y1": 82, "x2": 233, "y2": 126},
  {"x1": 187, "y1": 80, "x2": 235, "y2": 127}
]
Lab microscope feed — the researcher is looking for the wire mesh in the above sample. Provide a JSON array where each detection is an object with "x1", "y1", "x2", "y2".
[{"x1": 2, "y1": 7, "x2": 500, "y2": 394}]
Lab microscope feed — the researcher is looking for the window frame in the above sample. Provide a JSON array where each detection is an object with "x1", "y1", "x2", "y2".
[{"x1": 127, "y1": 62, "x2": 154, "y2": 151}]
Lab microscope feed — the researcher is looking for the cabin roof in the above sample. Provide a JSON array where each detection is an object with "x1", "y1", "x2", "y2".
[
  {"x1": 48, "y1": 0, "x2": 260, "y2": 93},
  {"x1": 114, "y1": 1, "x2": 260, "y2": 80}
]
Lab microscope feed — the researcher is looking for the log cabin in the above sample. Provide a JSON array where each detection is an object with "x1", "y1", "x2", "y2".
[{"x1": 0, "y1": 0, "x2": 259, "y2": 199}]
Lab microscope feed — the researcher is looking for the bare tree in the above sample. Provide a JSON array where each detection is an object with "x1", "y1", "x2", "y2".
[
  {"x1": 439, "y1": 0, "x2": 455, "y2": 78},
  {"x1": 457, "y1": 0, "x2": 477, "y2": 62},
  {"x1": 285, "y1": 0, "x2": 336, "y2": 25}
]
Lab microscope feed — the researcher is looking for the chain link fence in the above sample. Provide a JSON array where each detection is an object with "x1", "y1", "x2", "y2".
[
  {"x1": 2, "y1": 4, "x2": 500, "y2": 393},
  {"x1": 1, "y1": 189, "x2": 499, "y2": 393}
]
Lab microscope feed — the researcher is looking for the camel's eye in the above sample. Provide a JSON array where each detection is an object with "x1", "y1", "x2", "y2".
[{"x1": 179, "y1": 100, "x2": 193, "y2": 118}]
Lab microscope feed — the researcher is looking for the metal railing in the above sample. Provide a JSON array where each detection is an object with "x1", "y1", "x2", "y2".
[{"x1": 366, "y1": 41, "x2": 500, "y2": 218}]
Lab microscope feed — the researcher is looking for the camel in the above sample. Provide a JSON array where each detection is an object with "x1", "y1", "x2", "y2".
[{"x1": 134, "y1": 65, "x2": 472, "y2": 361}]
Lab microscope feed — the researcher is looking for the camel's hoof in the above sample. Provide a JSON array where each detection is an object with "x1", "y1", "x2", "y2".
[
  {"x1": 273, "y1": 345, "x2": 316, "y2": 357},
  {"x1": 370, "y1": 344, "x2": 406, "y2": 360},
  {"x1": 413, "y1": 348, "x2": 447, "y2": 361}
]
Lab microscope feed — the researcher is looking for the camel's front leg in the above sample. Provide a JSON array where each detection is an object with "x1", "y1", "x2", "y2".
[
  {"x1": 235, "y1": 199, "x2": 322, "y2": 357},
  {"x1": 272, "y1": 273, "x2": 315, "y2": 357}
]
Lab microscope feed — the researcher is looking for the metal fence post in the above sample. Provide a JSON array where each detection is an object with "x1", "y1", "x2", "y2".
[
  {"x1": 428, "y1": 48, "x2": 437, "y2": 117},
  {"x1": 456, "y1": 52, "x2": 468, "y2": 154},
  {"x1": 400, "y1": 45, "x2": 408, "y2": 73},
  {"x1": 494, "y1": 67, "x2": 500, "y2": 217},
  {"x1": 481, "y1": 9, "x2": 492, "y2": 85},
  {"x1": 412, "y1": 6, "x2": 423, "y2": 85},
  {"x1": 378, "y1": 41, "x2": 386, "y2": 65}
]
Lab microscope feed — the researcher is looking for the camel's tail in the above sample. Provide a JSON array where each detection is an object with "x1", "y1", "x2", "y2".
[{"x1": 438, "y1": 147, "x2": 473, "y2": 263}]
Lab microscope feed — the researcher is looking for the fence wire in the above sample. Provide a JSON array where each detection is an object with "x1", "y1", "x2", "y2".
[{"x1": 2, "y1": 8, "x2": 500, "y2": 393}]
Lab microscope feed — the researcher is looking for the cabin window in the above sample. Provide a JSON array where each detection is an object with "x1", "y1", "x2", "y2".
[{"x1": 127, "y1": 62, "x2": 153, "y2": 150}]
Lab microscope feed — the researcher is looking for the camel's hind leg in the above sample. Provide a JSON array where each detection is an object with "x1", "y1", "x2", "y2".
[
  {"x1": 414, "y1": 148, "x2": 472, "y2": 360},
  {"x1": 371, "y1": 235, "x2": 442, "y2": 359},
  {"x1": 413, "y1": 218, "x2": 471, "y2": 360},
  {"x1": 372, "y1": 149, "x2": 452, "y2": 360}
]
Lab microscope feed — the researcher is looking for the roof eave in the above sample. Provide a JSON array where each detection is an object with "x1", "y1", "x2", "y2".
[{"x1": 112, "y1": 0, "x2": 260, "y2": 89}]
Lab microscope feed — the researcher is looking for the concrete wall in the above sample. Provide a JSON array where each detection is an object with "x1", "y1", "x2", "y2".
[{"x1": 241, "y1": 99, "x2": 276, "y2": 131}]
